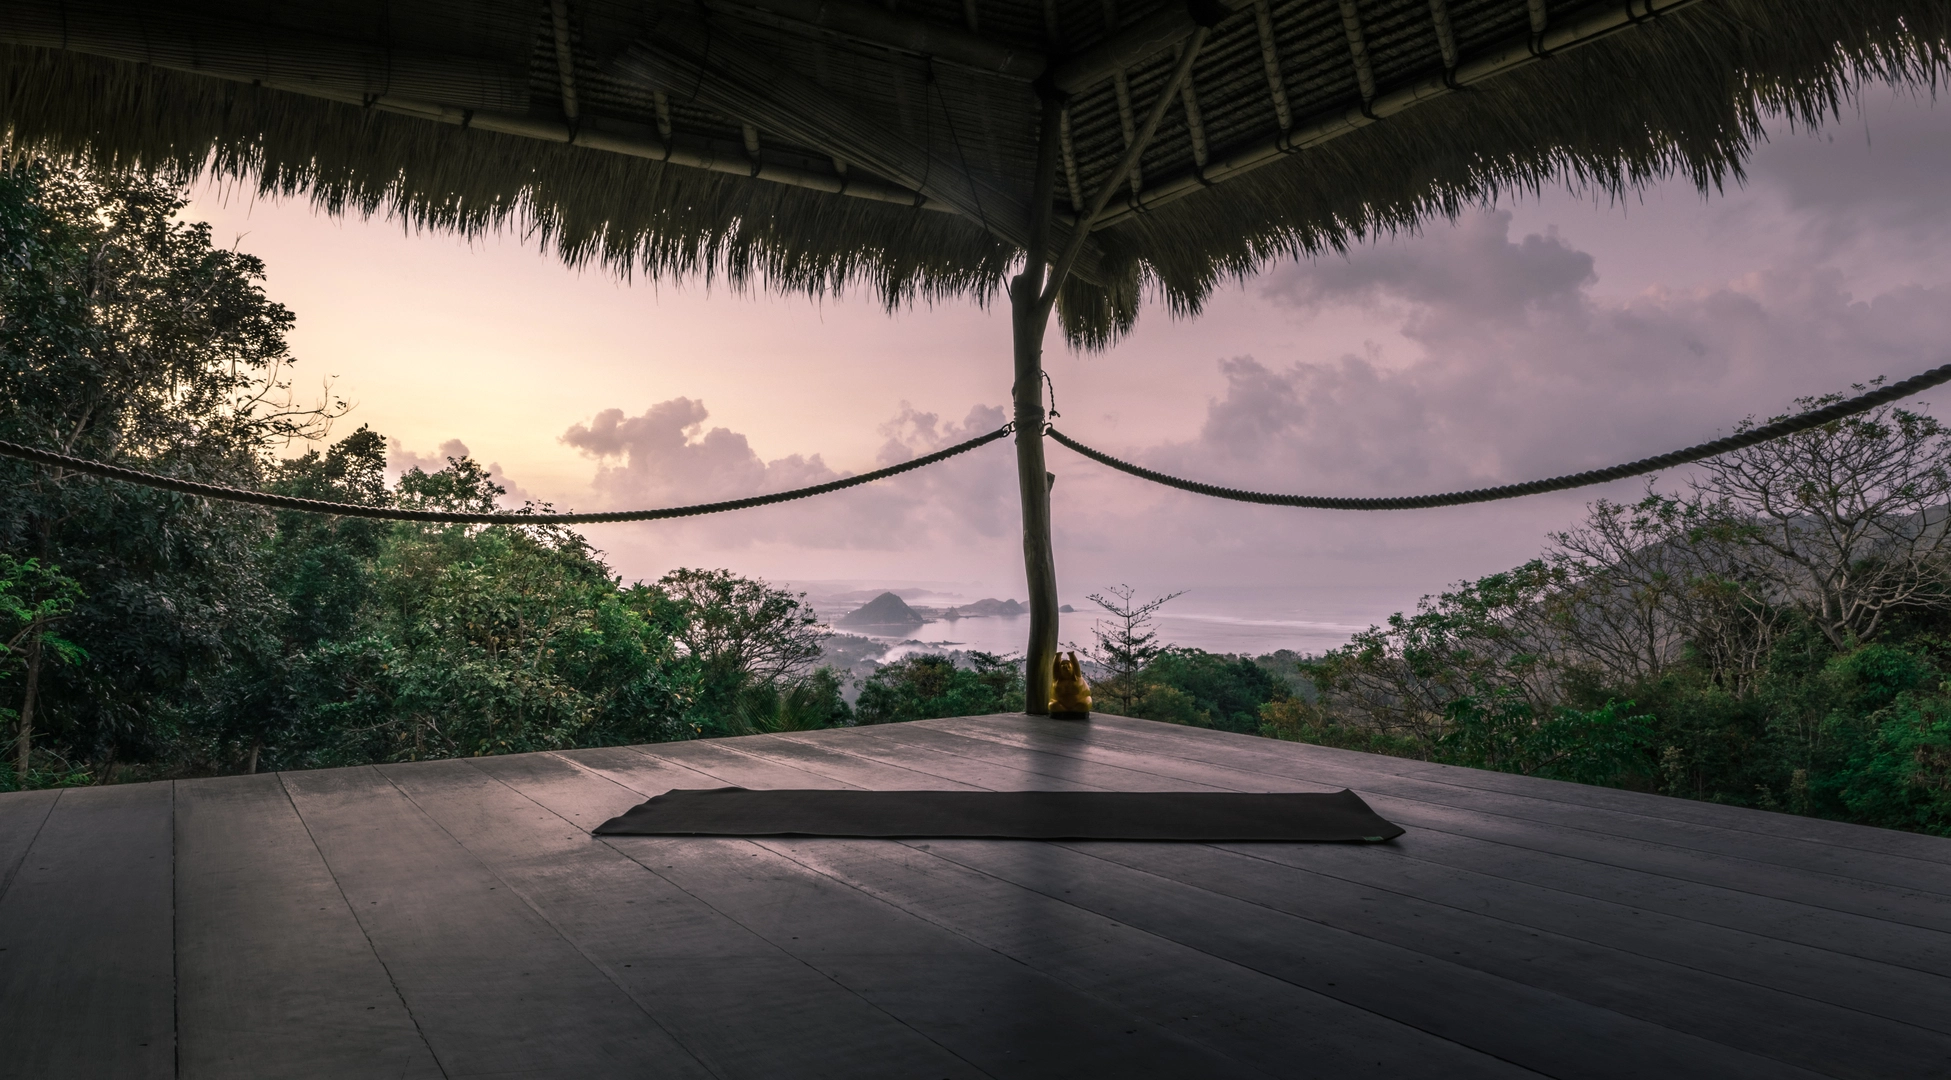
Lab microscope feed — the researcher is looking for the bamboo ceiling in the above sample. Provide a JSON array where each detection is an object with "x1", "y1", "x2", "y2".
[{"x1": 2, "y1": 0, "x2": 1946, "y2": 343}]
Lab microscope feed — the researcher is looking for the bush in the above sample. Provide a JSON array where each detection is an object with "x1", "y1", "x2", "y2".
[
  {"x1": 1133, "y1": 648, "x2": 1290, "y2": 733},
  {"x1": 1839, "y1": 692, "x2": 1951, "y2": 833},
  {"x1": 855, "y1": 653, "x2": 1024, "y2": 724}
]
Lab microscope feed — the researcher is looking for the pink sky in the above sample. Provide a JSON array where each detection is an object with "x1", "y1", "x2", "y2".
[{"x1": 183, "y1": 86, "x2": 1951, "y2": 639}]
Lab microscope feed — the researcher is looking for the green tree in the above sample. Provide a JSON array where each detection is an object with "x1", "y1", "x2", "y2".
[
  {"x1": 267, "y1": 446, "x2": 691, "y2": 766},
  {"x1": 0, "y1": 156, "x2": 335, "y2": 780},
  {"x1": 1134, "y1": 648, "x2": 1290, "y2": 734},
  {"x1": 1078, "y1": 585, "x2": 1181, "y2": 714},
  {"x1": 647, "y1": 567, "x2": 828, "y2": 735},
  {"x1": 855, "y1": 653, "x2": 1025, "y2": 724},
  {"x1": 0, "y1": 555, "x2": 85, "y2": 786}
]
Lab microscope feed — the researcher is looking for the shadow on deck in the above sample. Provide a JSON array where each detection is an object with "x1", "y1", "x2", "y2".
[{"x1": 2, "y1": 714, "x2": 1948, "y2": 1078}]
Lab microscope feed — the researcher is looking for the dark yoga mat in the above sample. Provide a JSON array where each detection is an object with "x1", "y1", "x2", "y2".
[{"x1": 592, "y1": 787, "x2": 1404, "y2": 841}]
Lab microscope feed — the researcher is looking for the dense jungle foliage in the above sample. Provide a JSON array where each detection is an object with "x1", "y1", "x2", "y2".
[
  {"x1": 1089, "y1": 401, "x2": 1951, "y2": 836},
  {"x1": 5, "y1": 159, "x2": 1947, "y2": 838},
  {"x1": 0, "y1": 160, "x2": 865, "y2": 788},
  {"x1": 1259, "y1": 402, "x2": 1951, "y2": 837}
]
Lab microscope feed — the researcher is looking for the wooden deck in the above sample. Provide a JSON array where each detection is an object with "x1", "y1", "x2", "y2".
[{"x1": 1, "y1": 714, "x2": 1948, "y2": 1079}]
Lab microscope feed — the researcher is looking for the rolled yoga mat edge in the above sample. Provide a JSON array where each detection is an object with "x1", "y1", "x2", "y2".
[{"x1": 591, "y1": 788, "x2": 1405, "y2": 842}]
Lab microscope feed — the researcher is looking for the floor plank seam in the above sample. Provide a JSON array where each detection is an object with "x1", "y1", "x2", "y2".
[
  {"x1": 523, "y1": 752, "x2": 1001, "y2": 1079},
  {"x1": 760, "y1": 713, "x2": 1951, "y2": 1029},
  {"x1": 699, "y1": 738, "x2": 872, "y2": 790},
  {"x1": 877, "y1": 723, "x2": 1951, "y2": 970},
  {"x1": 169, "y1": 781, "x2": 179, "y2": 1080},
  {"x1": 391, "y1": 760, "x2": 725, "y2": 1079},
  {"x1": 1296, "y1": 757, "x2": 1951, "y2": 868},
  {"x1": 768, "y1": 732, "x2": 1011, "y2": 791},
  {"x1": 276, "y1": 771, "x2": 452, "y2": 1080},
  {"x1": 841, "y1": 836, "x2": 1558, "y2": 1079},
  {"x1": 933, "y1": 723, "x2": 1951, "y2": 916},
  {"x1": 1214, "y1": 835, "x2": 1951, "y2": 984},
  {"x1": 749, "y1": 837, "x2": 1294, "y2": 1080},
  {"x1": 1352, "y1": 803, "x2": 1951, "y2": 939},
  {"x1": 1073, "y1": 720, "x2": 1951, "y2": 883},
  {"x1": 766, "y1": 724, "x2": 1951, "y2": 1028},
  {"x1": 0, "y1": 787, "x2": 61, "y2": 904},
  {"x1": 1309, "y1": 758, "x2": 1951, "y2": 868},
  {"x1": 1190, "y1": 840, "x2": 1951, "y2": 1038},
  {"x1": 1085, "y1": 718, "x2": 1951, "y2": 867},
  {"x1": 850, "y1": 723, "x2": 1235, "y2": 793},
  {"x1": 1024, "y1": 840, "x2": 1863, "y2": 1079}
]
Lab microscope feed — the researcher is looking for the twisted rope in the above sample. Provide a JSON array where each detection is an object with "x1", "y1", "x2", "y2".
[
  {"x1": 1048, "y1": 363, "x2": 1951, "y2": 511},
  {"x1": 0, "y1": 425, "x2": 1014, "y2": 525}
]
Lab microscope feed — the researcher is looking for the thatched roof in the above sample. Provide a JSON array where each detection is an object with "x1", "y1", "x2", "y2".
[{"x1": 2, "y1": 0, "x2": 1945, "y2": 345}]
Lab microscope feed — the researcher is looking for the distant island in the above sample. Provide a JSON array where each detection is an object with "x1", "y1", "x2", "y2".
[
  {"x1": 837, "y1": 592, "x2": 926, "y2": 630},
  {"x1": 838, "y1": 592, "x2": 1069, "y2": 630},
  {"x1": 937, "y1": 598, "x2": 1022, "y2": 619}
]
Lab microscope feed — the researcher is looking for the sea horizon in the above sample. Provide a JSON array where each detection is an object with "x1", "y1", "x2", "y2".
[{"x1": 783, "y1": 580, "x2": 1392, "y2": 662}]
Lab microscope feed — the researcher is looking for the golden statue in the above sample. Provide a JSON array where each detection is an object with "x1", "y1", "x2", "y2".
[{"x1": 1050, "y1": 651, "x2": 1092, "y2": 719}]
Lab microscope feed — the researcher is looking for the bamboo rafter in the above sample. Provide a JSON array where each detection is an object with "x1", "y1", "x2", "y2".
[
  {"x1": 1092, "y1": 0, "x2": 1708, "y2": 229},
  {"x1": 1251, "y1": 0, "x2": 1293, "y2": 131}
]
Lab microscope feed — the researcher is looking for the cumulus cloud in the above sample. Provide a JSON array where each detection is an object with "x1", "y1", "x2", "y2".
[
  {"x1": 1035, "y1": 203, "x2": 1951, "y2": 594},
  {"x1": 386, "y1": 436, "x2": 534, "y2": 507},
  {"x1": 1212, "y1": 211, "x2": 1951, "y2": 491},
  {"x1": 568, "y1": 99, "x2": 1951, "y2": 613},
  {"x1": 560, "y1": 398, "x2": 1017, "y2": 550}
]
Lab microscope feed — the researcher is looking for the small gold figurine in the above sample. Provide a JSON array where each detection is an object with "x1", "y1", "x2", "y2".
[{"x1": 1050, "y1": 651, "x2": 1092, "y2": 719}]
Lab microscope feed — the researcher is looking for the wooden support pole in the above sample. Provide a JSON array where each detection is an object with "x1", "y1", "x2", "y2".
[
  {"x1": 1014, "y1": 95, "x2": 1064, "y2": 715},
  {"x1": 1020, "y1": 26, "x2": 1206, "y2": 710}
]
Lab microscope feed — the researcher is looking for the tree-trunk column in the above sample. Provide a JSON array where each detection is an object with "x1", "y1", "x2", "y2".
[{"x1": 1012, "y1": 273, "x2": 1058, "y2": 714}]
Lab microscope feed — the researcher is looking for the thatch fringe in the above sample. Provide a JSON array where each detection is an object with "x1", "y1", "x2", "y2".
[
  {"x1": 3, "y1": 0, "x2": 1947, "y2": 349},
  {"x1": 1086, "y1": 0, "x2": 1950, "y2": 344},
  {"x1": 0, "y1": 46, "x2": 1017, "y2": 311}
]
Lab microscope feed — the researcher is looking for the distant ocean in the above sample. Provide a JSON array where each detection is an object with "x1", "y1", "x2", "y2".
[{"x1": 787, "y1": 582, "x2": 1394, "y2": 662}]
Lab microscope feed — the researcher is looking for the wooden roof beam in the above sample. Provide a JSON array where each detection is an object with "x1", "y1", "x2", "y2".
[
  {"x1": 703, "y1": 0, "x2": 1043, "y2": 77},
  {"x1": 1043, "y1": 0, "x2": 1240, "y2": 95},
  {"x1": 1053, "y1": 0, "x2": 1233, "y2": 94},
  {"x1": 1044, "y1": 24, "x2": 1208, "y2": 310},
  {"x1": 1251, "y1": 0, "x2": 1293, "y2": 131},
  {"x1": 612, "y1": 12, "x2": 1109, "y2": 282},
  {"x1": 1338, "y1": 1, "x2": 1378, "y2": 107},
  {"x1": 1428, "y1": 0, "x2": 1460, "y2": 75},
  {"x1": 550, "y1": 0, "x2": 580, "y2": 122},
  {"x1": 1176, "y1": 41, "x2": 1210, "y2": 168},
  {"x1": 0, "y1": 1, "x2": 531, "y2": 110},
  {"x1": 325, "y1": 93, "x2": 954, "y2": 210},
  {"x1": 1093, "y1": 0, "x2": 1703, "y2": 229}
]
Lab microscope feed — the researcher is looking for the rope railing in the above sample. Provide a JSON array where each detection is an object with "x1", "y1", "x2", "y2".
[
  {"x1": 1048, "y1": 362, "x2": 1951, "y2": 511},
  {"x1": 9, "y1": 363, "x2": 1948, "y2": 522},
  {"x1": 0, "y1": 425, "x2": 1014, "y2": 525}
]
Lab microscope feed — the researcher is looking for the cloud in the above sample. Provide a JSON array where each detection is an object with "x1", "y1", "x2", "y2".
[
  {"x1": 561, "y1": 100, "x2": 1951, "y2": 611},
  {"x1": 567, "y1": 204, "x2": 1951, "y2": 596},
  {"x1": 386, "y1": 436, "x2": 534, "y2": 507},
  {"x1": 1029, "y1": 205, "x2": 1951, "y2": 594},
  {"x1": 1266, "y1": 211, "x2": 1595, "y2": 322},
  {"x1": 1231, "y1": 211, "x2": 1951, "y2": 486},
  {"x1": 560, "y1": 398, "x2": 1017, "y2": 550},
  {"x1": 1746, "y1": 89, "x2": 1951, "y2": 250}
]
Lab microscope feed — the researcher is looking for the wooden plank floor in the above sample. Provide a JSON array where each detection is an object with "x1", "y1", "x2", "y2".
[{"x1": 2, "y1": 715, "x2": 1948, "y2": 1079}]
